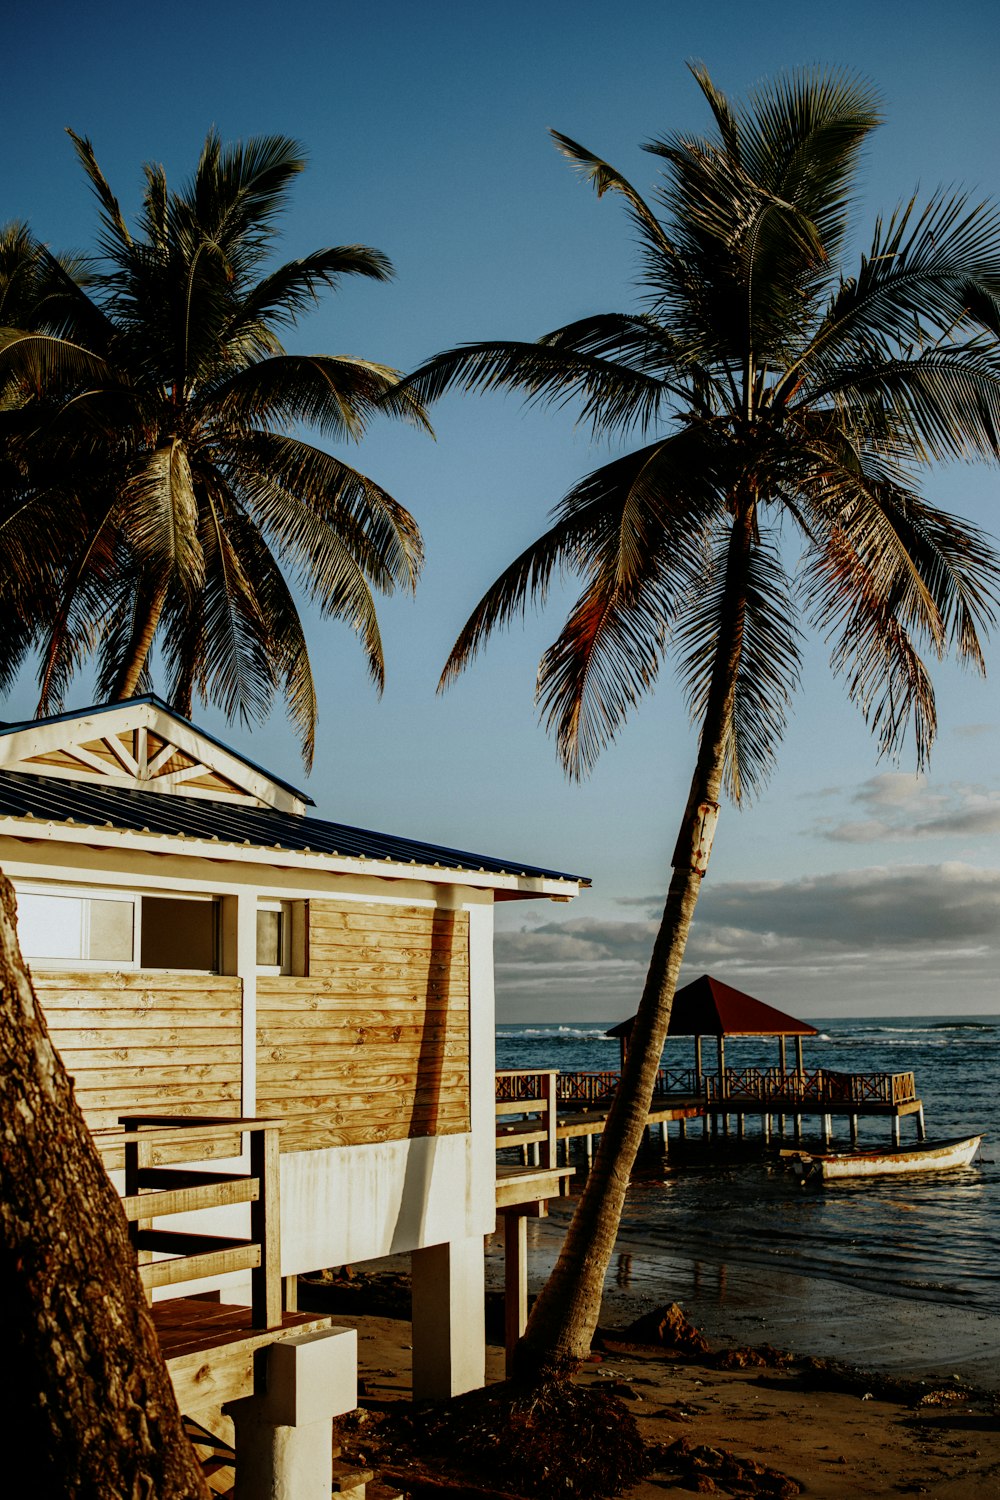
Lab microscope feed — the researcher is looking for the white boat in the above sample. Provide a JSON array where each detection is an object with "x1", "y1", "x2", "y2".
[{"x1": 784, "y1": 1134, "x2": 983, "y2": 1183}]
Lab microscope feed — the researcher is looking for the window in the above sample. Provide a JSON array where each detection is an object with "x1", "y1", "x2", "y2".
[
  {"x1": 256, "y1": 901, "x2": 292, "y2": 973},
  {"x1": 15, "y1": 891, "x2": 134, "y2": 964},
  {"x1": 14, "y1": 885, "x2": 219, "y2": 972},
  {"x1": 141, "y1": 896, "x2": 218, "y2": 971}
]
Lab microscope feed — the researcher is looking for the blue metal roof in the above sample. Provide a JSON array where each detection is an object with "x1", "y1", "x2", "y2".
[{"x1": 0, "y1": 770, "x2": 588, "y2": 886}]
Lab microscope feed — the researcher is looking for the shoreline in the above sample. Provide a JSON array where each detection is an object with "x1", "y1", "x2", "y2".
[
  {"x1": 486, "y1": 1196, "x2": 1000, "y2": 1394},
  {"x1": 313, "y1": 1279, "x2": 1000, "y2": 1498}
]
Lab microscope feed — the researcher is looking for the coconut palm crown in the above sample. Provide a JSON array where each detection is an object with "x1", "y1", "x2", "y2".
[
  {"x1": 406, "y1": 67, "x2": 1000, "y2": 1374},
  {"x1": 413, "y1": 67, "x2": 1000, "y2": 789},
  {"x1": 0, "y1": 133, "x2": 428, "y2": 765}
]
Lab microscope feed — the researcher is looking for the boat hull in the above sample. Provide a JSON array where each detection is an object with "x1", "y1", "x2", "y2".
[{"x1": 789, "y1": 1135, "x2": 982, "y2": 1182}]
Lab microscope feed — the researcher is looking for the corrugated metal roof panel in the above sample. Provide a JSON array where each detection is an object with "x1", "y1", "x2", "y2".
[{"x1": 0, "y1": 770, "x2": 587, "y2": 886}]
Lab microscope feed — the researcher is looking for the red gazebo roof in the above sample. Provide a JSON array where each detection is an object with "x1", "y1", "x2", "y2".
[{"x1": 607, "y1": 974, "x2": 817, "y2": 1040}]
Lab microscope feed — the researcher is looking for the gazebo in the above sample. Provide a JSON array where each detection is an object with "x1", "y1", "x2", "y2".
[{"x1": 607, "y1": 973, "x2": 818, "y2": 1090}]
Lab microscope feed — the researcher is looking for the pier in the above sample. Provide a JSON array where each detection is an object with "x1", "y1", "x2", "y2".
[{"x1": 496, "y1": 975, "x2": 927, "y2": 1174}]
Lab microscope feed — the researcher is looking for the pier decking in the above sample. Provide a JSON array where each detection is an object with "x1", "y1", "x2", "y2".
[{"x1": 496, "y1": 1063, "x2": 926, "y2": 1169}]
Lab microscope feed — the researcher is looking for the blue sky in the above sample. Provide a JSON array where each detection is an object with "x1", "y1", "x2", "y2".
[{"x1": 4, "y1": 1, "x2": 1000, "y2": 1018}]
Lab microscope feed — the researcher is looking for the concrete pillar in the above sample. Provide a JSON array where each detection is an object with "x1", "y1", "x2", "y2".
[
  {"x1": 891, "y1": 1115, "x2": 901, "y2": 1147},
  {"x1": 850, "y1": 1115, "x2": 859, "y2": 1147},
  {"x1": 411, "y1": 1236, "x2": 485, "y2": 1401},
  {"x1": 917, "y1": 1104, "x2": 926, "y2": 1141},
  {"x1": 822, "y1": 1114, "x2": 832, "y2": 1144},
  {"x1": 228, "y1": 1328, "x2": 357, "y2": 1500}
]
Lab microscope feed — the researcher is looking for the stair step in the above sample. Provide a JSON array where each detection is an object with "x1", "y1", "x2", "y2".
[{"x1": 332, "y1": 1457, "x2": 374, "y2": 1496}]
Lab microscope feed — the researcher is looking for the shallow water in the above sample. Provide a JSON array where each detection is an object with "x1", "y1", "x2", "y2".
[{"x1": 495, "y1": 1015, "x2": 1000, "y2": 1380}]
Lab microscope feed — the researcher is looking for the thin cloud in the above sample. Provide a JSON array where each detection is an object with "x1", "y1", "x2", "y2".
[
  {"x1": 816, "y1": 775, "x2": 1000, "y2": 843},
  {"x1": 495, "y1": 864, "x2": 1000, "y2": 1020}
]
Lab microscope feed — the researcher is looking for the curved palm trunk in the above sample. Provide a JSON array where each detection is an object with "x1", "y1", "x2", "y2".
[
  {"x1": 111, "y1": 576, "x2": 170, "y2": 702},
  {"x1": 0, "y1": 873, "x2": 210, "y2": 1498},
  {"x1": 515, "y1": 500, "x2": 756, "y2": 1380}
]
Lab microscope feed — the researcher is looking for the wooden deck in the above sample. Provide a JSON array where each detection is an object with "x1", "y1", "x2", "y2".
[{"x1": 154, "y1": 1298, "x2": 332, "y2": 1411}]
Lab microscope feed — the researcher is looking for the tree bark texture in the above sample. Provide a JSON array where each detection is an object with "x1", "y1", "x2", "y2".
[
  {"x1": 0, "y1": 871, "x2": 210, "y2": 1499},
  {"x1": 516, "y1": 502, "x2": 757, "y2": 1378}
]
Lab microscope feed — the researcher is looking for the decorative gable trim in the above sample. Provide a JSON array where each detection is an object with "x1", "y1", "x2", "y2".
[{"x1": 0, "y1": 700, "x2": 308, "y2": 815}]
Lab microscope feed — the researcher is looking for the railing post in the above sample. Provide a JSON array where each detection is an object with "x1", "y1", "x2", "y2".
[
  {"x1": 544, "y1": 1071, "x2": 557, "y2": 1170},
  {"x1": 122, "y1": 1117, "x2": 153, "y2": 1303},
  {"x1": 251, "y1": 1123, "x2": 282, "y2": 1330}
]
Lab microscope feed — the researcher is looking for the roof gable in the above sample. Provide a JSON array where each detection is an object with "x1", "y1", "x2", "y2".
[{"x1": 0, "y1": 697, "x2": 310, "y2": 815}]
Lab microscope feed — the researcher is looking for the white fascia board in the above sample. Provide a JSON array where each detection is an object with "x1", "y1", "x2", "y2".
[{"x1": 0, "y1": 816, "x2": 583, "y2": 901}]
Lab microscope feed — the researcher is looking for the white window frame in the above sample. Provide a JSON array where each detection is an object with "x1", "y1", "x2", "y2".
[
  {"x1": 256, "y1": 899, "x2": 293, "y2": 975},
  {"x1": 12, "y1": 881, "x2": 221, "y2": 974}
]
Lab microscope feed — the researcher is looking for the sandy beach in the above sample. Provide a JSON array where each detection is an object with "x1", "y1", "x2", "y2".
[
  {"x1": 305, "y1": 1216, "x2": 1000, "y2": 1500},
  {"x1": 331, "y1": 1303, "x2": 1000, "y2": 1498}
]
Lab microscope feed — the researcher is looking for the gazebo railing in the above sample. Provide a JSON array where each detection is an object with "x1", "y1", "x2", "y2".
[{"x1": 702, "y1": 1067, "x2": 917, "y2": 1105}]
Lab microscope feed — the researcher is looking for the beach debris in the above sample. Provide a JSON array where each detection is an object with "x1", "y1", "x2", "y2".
[
  {"x1": 617, "y1": 1301, "x2": 712, "y2": 1355},
  {"x1": 918, "y1": 1387, "x2": 970, "y2": 1407},
  {"x1": 649, "y1": 1436, "x2": 801, "y2": 1497},
  {"x1": 367, "y1": 1377, "x2": 650, "y2": 1498}
]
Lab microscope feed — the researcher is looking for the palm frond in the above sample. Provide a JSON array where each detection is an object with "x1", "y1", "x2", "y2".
[
  {"x1": 404, "y1": 337, "x2": 672, "y2": 436},
  {"x1": 118, "y1": 440, "x2": 204, "y2": 592},
  {"x1": 675, "y1": 528, "x2": 802, "y2": 801},
  {"x1": 213, "y1": 353, "x2": 432, "y2": 441},
  {"x1": 230, "y1": 431, "x2": 424, "y2": 596}
]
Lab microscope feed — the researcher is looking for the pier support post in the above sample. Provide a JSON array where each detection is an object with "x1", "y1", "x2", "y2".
[
  {"x1": 411, "y1": 1236, "x2": 486, "y2": 1400},
  {"x1": 916, "y1": 1105, "x2": 926, "y2": 1141},
  {"x1": 793, "y1": 1114, "x2": 802, "y2": 1142},
  {"x1": 762, "y1": 1114, "x2": 771, "y2": 1144},
  {"x1": 501, "y1": 1208, "x2": 530, "y2": 1376},
  {"x1": 822, "y1": 1114, "x2": 832, "y2": 1145},
  {"x1": 891, "y1": 1115, "x2": 901, "y2": 1147},
  {"x1": 228, "y1": 1328, "x2": 357, "y2": 1500},
  {"x1": 850, "y1": 1115, "x2": 859, "y2": 1147}
]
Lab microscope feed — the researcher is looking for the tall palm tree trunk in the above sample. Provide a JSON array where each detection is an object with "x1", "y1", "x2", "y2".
[
  {"x1": 0, "y1": 873, "x2": 211, "y2": 1498},
  {"x1": 515, "y1": 499, "x2": 756, "y2": 1379},
  {"x1": 111, "y1": 577, "x2": 170, "y2": 701}
]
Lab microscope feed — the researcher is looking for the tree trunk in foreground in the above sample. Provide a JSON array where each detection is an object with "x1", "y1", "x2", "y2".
[
  {"x1": 515, "y1": 501, "x2": 756, "y2": 1379},
  {"x1": 0, "y1": 871, "x2": 210, "y2": 1499}
]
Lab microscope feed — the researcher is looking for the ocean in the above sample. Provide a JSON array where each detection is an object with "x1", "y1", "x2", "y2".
[{"x1": 494, "y1": 1016, "x2": 1000, "y2": 1385}]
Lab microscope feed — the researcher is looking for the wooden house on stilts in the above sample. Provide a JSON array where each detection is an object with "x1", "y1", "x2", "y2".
[{"x1": 0, "y1": 696, "x2": 587, "y2": 1496}]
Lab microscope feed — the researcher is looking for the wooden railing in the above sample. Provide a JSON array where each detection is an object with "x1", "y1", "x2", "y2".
[
  {"x1": 500, "y1": 1067, "x2": 920, "y2": 1111},
  {"x1": 118, "y1": 1114, "x2": 282, "y2": 1330},
  {"x1": 553, "y1": 1068, "x2": 700, "y2": 1105},
  {"x1": 703, "y1": 1068, "x2": 917, "y2": 1105},
  {"x1": 495, "y1": 1071, "x2": 557, "y2": 1167}
]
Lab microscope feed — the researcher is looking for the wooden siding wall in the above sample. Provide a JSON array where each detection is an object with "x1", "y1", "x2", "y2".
[
  {"x1": 256, "y1": 899, "x2": 471, "y2": 1151},
  {"x1": 33, "y1": 971, "x2": 242, "y2": 1167}
]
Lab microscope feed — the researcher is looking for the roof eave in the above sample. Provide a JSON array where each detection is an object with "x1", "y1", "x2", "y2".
[{"x1": 0, "y1": 815, "x2": 584, "y2": 900}]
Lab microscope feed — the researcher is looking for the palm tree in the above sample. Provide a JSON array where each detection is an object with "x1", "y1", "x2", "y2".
[
  {"x1": 407, "y1": 67, "x2": 1000, "y2": 1376},
  {"x1": 0, "y1": 133, "x2": 428, "y2": 764}
]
